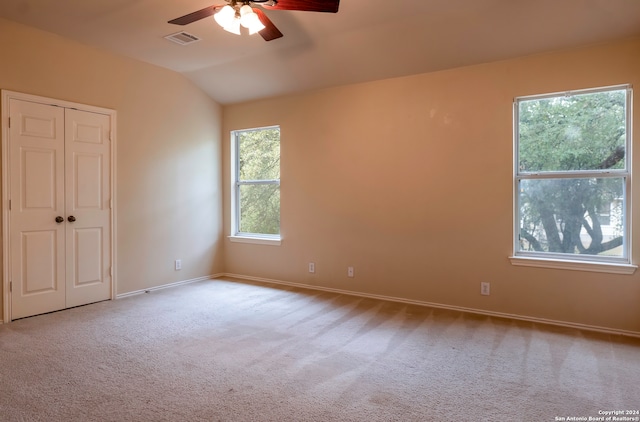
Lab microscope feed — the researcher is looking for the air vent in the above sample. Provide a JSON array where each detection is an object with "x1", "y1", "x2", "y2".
[{"x1": 164, "y1": 31, "x2": 201, "y2": 45}]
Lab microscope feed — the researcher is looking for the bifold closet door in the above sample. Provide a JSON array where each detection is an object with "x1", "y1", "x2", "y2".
[{"x1": 9, "y1": 99, "x2": 111, "y2": 319}]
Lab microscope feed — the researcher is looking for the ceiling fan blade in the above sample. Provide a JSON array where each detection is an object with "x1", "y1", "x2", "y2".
[
  {"x1": 168, "y1": 5, "x2": 221, "y2": 25},
  {"x1": 263, "y1": 0, "x2": 339, "y2": 13},
  {"x1": 254, "y1": 8, "x2": 283, "y2": 41}
]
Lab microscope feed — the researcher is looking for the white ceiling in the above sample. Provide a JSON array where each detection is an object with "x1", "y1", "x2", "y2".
[{"x1": 1, "y1": 0, "x2": 639, "y2": 104}]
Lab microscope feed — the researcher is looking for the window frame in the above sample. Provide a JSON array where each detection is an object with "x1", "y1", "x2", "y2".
[
  {"x1": 510, "y1": 84, "x2": 636, "y2": 274},
  {"x1": 229, "y1": 125, "x2": 281, "y2": 246}
]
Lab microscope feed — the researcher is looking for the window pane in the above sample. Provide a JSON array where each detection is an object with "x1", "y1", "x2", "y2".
[
  {"x1": 238, "y1": 128, "x2": 280, "y2": 181},
  {"x1": 518, "y1": 177, "x2": 624, "y2": 257},
  {"x1": 518, "y1": 90, "x2": 626, "y2": 172},
  {"x1": 239, "y1": 184, "x2": 280, "y2": 235}
]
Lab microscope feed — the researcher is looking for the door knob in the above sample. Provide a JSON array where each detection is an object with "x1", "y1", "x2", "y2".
[
  {"x1": 55, "y1": 216, "x2": 64, "y2": 223},
  {"x1": 67, "y1": 216, "x2": 76, "y2": 223}
]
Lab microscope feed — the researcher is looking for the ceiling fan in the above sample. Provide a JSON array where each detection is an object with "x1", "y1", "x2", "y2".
[{"x1": 168, "y1": 0, "x2": 340, "y2": 42}]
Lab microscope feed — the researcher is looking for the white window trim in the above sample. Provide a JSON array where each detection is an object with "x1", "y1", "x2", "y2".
[
  {"x1": 509, "y1": 256, "x2": 636, "y2": 274},
  {"x1": 511, "y1": 84, "x2": 634, "y2": 273},
  {"x1": 228, "y1": 235, "x2": 281, "y2": 246},
  {"x1": 230, "y1": 126, "x2": 281, "y2": 246}
]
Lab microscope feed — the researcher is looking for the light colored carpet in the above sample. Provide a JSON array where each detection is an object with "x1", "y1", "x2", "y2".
[{"x1": 0, "y1": 278, "x2": 638, "y2": 422}]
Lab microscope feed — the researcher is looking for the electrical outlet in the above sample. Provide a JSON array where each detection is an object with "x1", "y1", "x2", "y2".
[
  {"x1": 348, "y1": 266, "x2": 354, "y2": 278},
  {"x1": 481, "y1": 282, "x2": 490, "y2": 296},
  {"x1": 175, "y1": 259, "x2": 182, "y2": 271},
  {"x1": 308, "y1": 262, "x2": 315, "y2": 273}
]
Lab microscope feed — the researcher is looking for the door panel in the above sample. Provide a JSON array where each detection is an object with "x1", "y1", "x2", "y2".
[
  {"x1": 73, "y1": 228, "x2": 103, "y2": 286},
  {"x1": 74, "y1": 154, "x2": 102, "y2": 209},
  {"x1": 20, "y1": 113, "x2": 58, "y2": 139},
  {"x1": 21, "y1": 230, "x2": 58, "y2": 293},
  {"x1": 22, "y1": 148, "x2": 58, "y2": 209},
  {"x1": 71, "y1": 120, "x2": 103, "y2": 144},
  {"x1": 64, "y1": 109, "x2": 111, "y2": 308},
  {"x1": 10, "y1": 99, "x2": 66, "y2": 319}
]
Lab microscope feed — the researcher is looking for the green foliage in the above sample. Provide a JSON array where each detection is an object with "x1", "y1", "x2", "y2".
[
  {"x1": 239, "y1": 129, "x2": 280, "y2": 180},
  {"x1": 517, "y1": 89, "x2": 627, "y2": 256},
  {"x1": 519, "y1": 90, "x2": 625, "y2": 172},
  {"x1": 237, "y1": 128, "x2": 280, "y2": 235}
]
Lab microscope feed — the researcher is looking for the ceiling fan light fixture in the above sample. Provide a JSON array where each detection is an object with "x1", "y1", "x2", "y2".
[
  {"x1": 248, "y1": 20, "x2": 266, "y2": 34},
  {"x1": 238, "y1": 5, "x2": 265, "y2": 33},
  {"x1": 168, "y1": 0, "x2": 336, "y2": 41},
  {"x1": 214, "y1": 5, "x2": 235, "y2": 28},
  {"x1": 239, "y1": 5, "x2": 253, "y2": 17},
  {"x1": 223, "y1": 17, "x2": 241, "y2": 35},
  {"x1": 246, "y1": 13, "x2": 266, "y2": 34}
]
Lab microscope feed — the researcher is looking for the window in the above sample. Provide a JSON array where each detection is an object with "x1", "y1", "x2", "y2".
[
  {"x1": 230, "y1": 126, "x2": 280, "y2": 245},
  {"x1": 513, "y1": 85, "x2": 633, "y2": 271}
]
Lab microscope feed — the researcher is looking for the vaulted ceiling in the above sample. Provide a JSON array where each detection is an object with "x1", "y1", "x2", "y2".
[{"x1": 1, "y1": 0, "x2": 639, "y2": 104}]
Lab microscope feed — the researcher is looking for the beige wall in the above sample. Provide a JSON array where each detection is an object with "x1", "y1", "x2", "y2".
[
  {"x1": 0, "y1": 18, "x2": 224, "y2": 318},
  {"x1": 223, "y1": 37, "x2": 640, "y2": 333}
]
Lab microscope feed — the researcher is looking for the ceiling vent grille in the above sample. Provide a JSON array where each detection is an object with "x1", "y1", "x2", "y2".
[{"x1": 164, "y1": 31, "x2": 201, "y2": 45}]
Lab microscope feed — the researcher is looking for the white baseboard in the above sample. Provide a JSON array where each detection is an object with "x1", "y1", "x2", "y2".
[
  {"x1": 116, "y1": 274, "x2": 223, "y2": 299},
  {"x1": 219, "y1": 273, "x2": 640, "y2": 339}
]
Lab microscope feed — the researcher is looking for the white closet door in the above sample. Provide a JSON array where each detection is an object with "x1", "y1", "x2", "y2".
[
  {"x1": 9, "y1": 100, "x2": 112, "y2": 319},
  {"x1": 9, "y1": 99, "x2": 66, "y2": 319},
  {"x1": 64, "y1": 109, "x2": 111, "y2": 308}
]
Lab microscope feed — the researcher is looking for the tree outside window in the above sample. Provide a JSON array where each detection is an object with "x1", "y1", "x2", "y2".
[
  {"x1": 515, "y1": 86, "x2": 631, "y2": 262},
  {"x1": 233, "y1": 126, "x2": 280, "y2": 237}
]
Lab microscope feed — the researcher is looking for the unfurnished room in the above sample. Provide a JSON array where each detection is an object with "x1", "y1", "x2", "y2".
[{"x1": 0, "y1": 1, "x2": 639, "y2": 421}]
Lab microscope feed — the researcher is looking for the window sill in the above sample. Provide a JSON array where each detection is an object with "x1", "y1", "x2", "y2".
[
  {"x1": 228, "y1": 235, "x2": 281, "y2": 246},
  {"x1": 509, "y1": 256, "x2": 637, "y2": 274}
]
